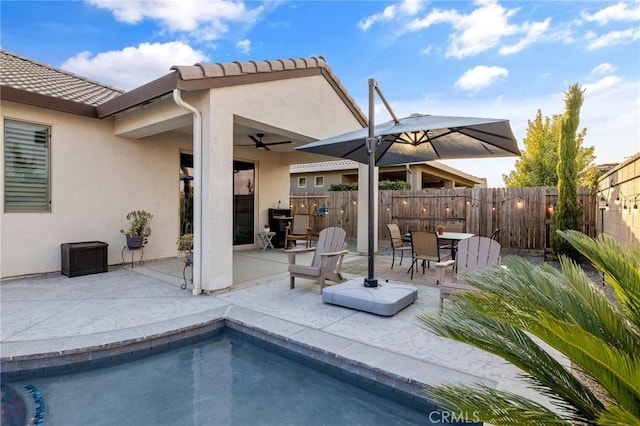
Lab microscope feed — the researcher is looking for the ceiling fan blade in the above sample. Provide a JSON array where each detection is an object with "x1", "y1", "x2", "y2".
[
  {"x1": 264, "y1": 140, "x2": 292, "y2": 146},
  {"x1": 248, "y1": 135, "x2": 261, "y2": 145}
]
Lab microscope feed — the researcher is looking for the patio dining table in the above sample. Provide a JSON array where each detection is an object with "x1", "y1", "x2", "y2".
[
  {"x1": 403, "y1": 231, "x2": 475, "y2": 259},
  {"x1": 437, "y1": 232, "x2": 475, "y2": 259}
]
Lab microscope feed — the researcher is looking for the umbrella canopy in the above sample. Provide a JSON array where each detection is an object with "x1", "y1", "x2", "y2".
[
  {"x1": 296, "y1": 113, "x2": 520, "y2": 166},
  {"x1": 295, "y1": 79, "x2": 520, "y2": 288}
]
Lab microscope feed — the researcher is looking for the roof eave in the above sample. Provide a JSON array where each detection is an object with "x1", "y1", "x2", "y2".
[
  {"x1": 1, "y1": 85, "x2": 98, "y2": 117},
  {"x1": 96, "y1": 72, "x2": 179, "y2": 118},
  {"x1": 98, "y1": 64, "x2": 368, "y2": 127}
]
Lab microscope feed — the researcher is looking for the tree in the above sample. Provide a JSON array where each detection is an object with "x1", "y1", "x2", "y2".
[
  {"x1": 418, "y1": 230, "x2": 640, "y2": 425},
  {"x1": 502, "y1": 107, "x2": 596, "y2": 189},
  {"x1": 552, "y1": 84, "x2": 585, "y2": 257}
]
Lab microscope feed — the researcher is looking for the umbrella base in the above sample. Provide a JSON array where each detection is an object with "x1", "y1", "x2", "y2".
[{"x1": 322, "y1": 278, "x2": 417, "y2": 316}]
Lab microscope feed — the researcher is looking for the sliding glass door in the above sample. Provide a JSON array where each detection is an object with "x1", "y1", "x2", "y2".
[{"x1": 233, "y1": 161, "x2": 255, "y2": 245}]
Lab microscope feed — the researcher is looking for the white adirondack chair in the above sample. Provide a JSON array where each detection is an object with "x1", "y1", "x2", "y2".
[
  {"x1": 435, "y1": 236, "x2": 501, "y2": 313},
  {"x1": 286, "y1": 227, "x2": 349, "y2": 293}
]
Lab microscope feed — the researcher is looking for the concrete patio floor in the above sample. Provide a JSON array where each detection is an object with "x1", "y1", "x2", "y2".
[{"x1": 1, "y1": 247, "x2": 560, "y2": 413}]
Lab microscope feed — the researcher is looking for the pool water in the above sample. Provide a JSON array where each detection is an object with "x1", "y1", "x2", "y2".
[{"x1": 3, "y1": 330, "x2": 440, "y2": 426}]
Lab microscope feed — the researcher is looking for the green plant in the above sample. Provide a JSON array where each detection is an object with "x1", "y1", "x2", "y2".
[
  {"x1": 177, "y1": 233, "x2": 193, "y2": 252},
  {"x1": 329, "y1": 183, "x2": 358, "y2": 191},
  {"x1": 120, "y1": 210, "x2": 153, "y2": 237},
  {"x1": 552, "y1": 83, "x2": 585, "y2": 259},
  {"x1": 378, "y1": 180, "x2": 411, "y2": 190},
  {"x1": 328, "y1": 180, "x2": 411, "y2": 191},
  {"x1": 417, "y1": 230, "x2": 639, "y2": 424}
]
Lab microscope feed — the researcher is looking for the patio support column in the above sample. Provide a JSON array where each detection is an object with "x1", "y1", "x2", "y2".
[
  {"x1": 200, "y1": 95, "x2": 234, "y2": 292},
  {"x1": 173, "y1": 90, "x2": 203, "y2": 295}
]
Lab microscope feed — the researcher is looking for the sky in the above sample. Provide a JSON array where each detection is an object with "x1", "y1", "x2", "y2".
[{"x1": 1, "y1": 0, "x2": 639, "y2": 187}]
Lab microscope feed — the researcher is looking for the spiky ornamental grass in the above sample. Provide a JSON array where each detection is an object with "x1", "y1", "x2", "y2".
[{"x1": 417, "y1": 230, "x2": 639, "y2": 425}]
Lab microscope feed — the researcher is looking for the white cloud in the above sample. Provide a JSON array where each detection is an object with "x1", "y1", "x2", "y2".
[
  {"x1": 499, "y1": 18, "x2": 551, "y2": 55},
  {"x1": 358, "y1": 0, "x2": 424, "y2": 31},
  {"x1": 405, "y1": 0, "x2": 552, "y2": 58},
  {"x1": 582, "y1": 1, "x2": 640, "y2": 25},
  {"x1": 87, "y1": 0, "x2": 262, "y2": 41},
  {"x1": 584, "y1": 75, "x2": 622, "y2": 94},
  {"x1": 587, "y1": 27, "x2": 640, "y2": 49},
  {"x1": 592, "y1": 63, "x2": 616, "y2": 75},
  {"x1": 455, "y1": 65, "x2": 508, "y2": 91},
  {"x1": 236, "y1": 39, "x2": 251, "y2": 54},
  {"x1": 61, "y1": 42, "x2": 208, "y2": 90}
]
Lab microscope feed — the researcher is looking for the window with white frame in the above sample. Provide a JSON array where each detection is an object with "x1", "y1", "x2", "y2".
[
  {"x1": 314, "y1": 176, "x2": 324, "y2": 187},
  {"x1": 298, "y1": 176, "x2": 307, "y2": 188},
  {"x1": 4, "y1": 119, "x2": 51, "y2": 212}
]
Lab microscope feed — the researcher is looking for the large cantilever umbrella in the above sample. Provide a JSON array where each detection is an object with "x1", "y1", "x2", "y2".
[{"x1": 296, "y1": 79, "x2": 520, "y2": 289}]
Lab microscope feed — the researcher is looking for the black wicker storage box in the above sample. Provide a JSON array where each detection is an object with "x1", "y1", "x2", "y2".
[{"x1": 61, "y1": 241, "x2": 108, "y2": 277}]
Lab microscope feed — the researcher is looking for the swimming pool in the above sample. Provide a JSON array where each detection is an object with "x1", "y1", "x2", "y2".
[{"x1": 3, "y1": 329, "x2": 458, "y2": 426}]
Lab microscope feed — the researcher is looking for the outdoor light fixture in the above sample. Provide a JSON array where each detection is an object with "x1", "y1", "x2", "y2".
[
  {"x1": 615, "y1": 196, "x2": 621, "y2": 205},
  {"x1": 599, "y1": 196, "x2": 607, "y2": 234},
  {"x1": 599, "y1": 196, "x2": 607, "y2": 210}
]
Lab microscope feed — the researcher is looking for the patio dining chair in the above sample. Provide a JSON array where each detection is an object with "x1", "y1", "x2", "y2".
[
  {"x1": 435, "y1": 236, "x2": 501, "y2": 313},
  {"x1": 285, "y1": 214, "x2": 313, "y2": 249},
  {"x1": 408, "y1": 231, "x2": 449, "y2": 279},
  {"x1": 386, "y1": 223, "x2": 412, "y2": 268},
  {"x1": 286, "y1": 227, "x2": 349, "y2": 293}
]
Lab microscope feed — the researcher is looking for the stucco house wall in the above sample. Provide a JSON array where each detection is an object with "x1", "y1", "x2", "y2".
[
  {"x1": 290, "y1": 160, "x2": 486, "y2": 194},
  {"x1": 1, "y1": 100, "x2": 191, "y2": 277},
  {"x1": 1, "y1": 53, "x2": 367, "y2": 287}
]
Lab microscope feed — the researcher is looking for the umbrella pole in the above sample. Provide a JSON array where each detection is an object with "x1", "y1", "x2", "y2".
[{"x1": 364, "y1": 79, "x2": 378, "y2": 287}]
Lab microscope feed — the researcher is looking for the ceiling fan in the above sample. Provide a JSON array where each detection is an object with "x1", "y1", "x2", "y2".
[{"x1": 238, "y1": 133, "x2": 292, "y2": 151}]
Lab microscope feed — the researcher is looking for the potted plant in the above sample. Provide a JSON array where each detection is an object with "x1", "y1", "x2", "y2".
[
  {"x1": 437, "y1": 224, "x2": 445, "y2": 235},
  {"x1": 121, "y1": 210, "x2": 153, "y2": 249},
  {"x1": 177, "y1": 234, "x2": 193, "y2": 257}
]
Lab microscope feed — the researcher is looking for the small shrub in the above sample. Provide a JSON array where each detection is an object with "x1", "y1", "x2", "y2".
[
  {"x1": 328, "y1": 180, "x2": 411, "y2": 191},
  {"x1": 379, "y1": 180, "x2": 411, "y2": 190},
  {"x1": 329, "y1": 183, "x2": 358, "y2": 191}
]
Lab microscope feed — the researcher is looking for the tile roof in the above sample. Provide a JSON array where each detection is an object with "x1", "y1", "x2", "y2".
[
  {"x1": 0, "y1": 50, "x2": 124, "y2": 106},
  {"x1": 173, "y1": 57, "x2": 330, "y2": 79},
  {"x1": 170, "y1": 56, "x2": 366, "y2": 124},
  {"x1": 1, "y1": 50, "x2": 366, "y2": 125},
  {"x1": 290, "y1": 160, "x2": 360, "y2": 172}
]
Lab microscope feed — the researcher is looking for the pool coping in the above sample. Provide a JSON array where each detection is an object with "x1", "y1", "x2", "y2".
[{"x1": 1, "y1": 303, "x2": 496, "y2": 406}]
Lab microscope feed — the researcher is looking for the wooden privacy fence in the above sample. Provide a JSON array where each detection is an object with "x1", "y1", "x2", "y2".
[{"x1": 290, "y1": 187, "x2": 597, "y2": 255}]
